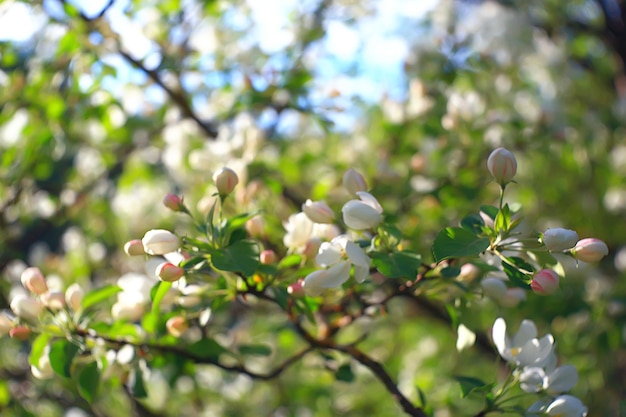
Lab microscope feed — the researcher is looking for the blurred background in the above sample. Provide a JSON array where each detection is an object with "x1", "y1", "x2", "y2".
[{"x1": 0, "y1": 0, "x2": 625, "y2": 415}]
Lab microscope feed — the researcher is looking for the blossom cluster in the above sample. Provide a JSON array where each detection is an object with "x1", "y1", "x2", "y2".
[{"x1": 492, "y1": 317, "x2": 587, "y2": 417}]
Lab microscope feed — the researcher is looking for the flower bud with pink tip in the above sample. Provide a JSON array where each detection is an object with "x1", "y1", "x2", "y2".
[
  {"x1": 21, "y1": 267, "x2": 48, "y2": 295},
  {"x1": 166, "y1": 316, "x2": 188, "y2": 337},
  {"x1": 10, "y1": 326, "x2": 31, "y2": 340},
  {"x1": 572, "y1": 238, "x2": 609, "y2": 263},
  {"x1": 531, "y1": 269, "x2": 560, "y2": 296},
  {"x1": 287, "y1": 279, "x2": 305, "y2": 298},
  {"x1": 124, "y1": 239, "x2": 146, "y2": 256},
  {"x1": 260, "y1": 250, "x2": 278, "y2": 265},
  {"x1": 156, "y1": 262, "x2": 185, "y2": 282},
  {"x1": 213, "y1": 167, "x2": 239, "y2": 196},
  {"x1": 163, "y1": 194, "x2": 185, "y2": 212},
  {"x1": 487, "y1": 147, "x2": 517, "y2": 185},
  {"x1": 342, "y1": 168, "x2": 368, "y2": 195},
  {"x1": 302, "y1": 200, "x2": 335, "y2": 224}
]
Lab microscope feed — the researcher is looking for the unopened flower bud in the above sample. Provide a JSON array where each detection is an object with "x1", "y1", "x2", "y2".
[
  {"x1": 40, "y1": 291, "x2": 66, "y2": 311},
  {"x1": 166, "y1": 316, "x2": 188, "y2": 337},
  {"x1": 487, "y1": 147, "x2": 517, "y2": 185},
  {"x1": 260, "y1": 250, "x2": 278, "y2": 265},
  {"x1": 572, "y1": 238, "x2": 609, "y2": 263},
  {"x1": 246, "y1": 216, "x2": 265, "y2": 237},
  {"x1": 124, "y1": 239, "x2": 146, "y2": 256},
  {"x1": 10, "y1": 295, "x2": 43, "y2": 321},
  {"x1": 156, "y1": 262, "x2": 184, "y2": 282},
  {"x1": 213, "y1": 167, "x2": 239, "y2": 195},
  {"x1": 65, "y1": 283, "x2": 85, "y2": 311},
  {"x1": 342, "y1": 168, "x2": 368, "y2": 195},
  {"x1": 458, "y1": 263, "x2": 480, "y2": 282},
  {"x1": 542, "y1": 228, "x2": 578, "y2": 252},
  {"x1": 302, "y1": 200, "x2": 335, "y2": 224},
  {"x1": 21, "y1": 267, "x2": 48, "y2": 295},
  {"x1": 10, "y1": 326, "x2": 31, "y2": 340},
  {"x1": 287, "y1": 279, "x2": 305, "y2": 298},
  {"x1": 142, "y1": 229, "x2": 179, "y2": 255},
  {"x1": 342, "y1": 192, "x2": 383, "y2": 230},
  {"x1": 163, "y1": 194, "x2": 185, "y2": 212},
  {"x1": 531, "y1": 269, "x2": 560, "y2": 296}
]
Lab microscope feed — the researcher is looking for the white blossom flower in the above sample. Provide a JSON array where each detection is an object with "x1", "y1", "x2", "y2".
[
  {"x1": 342, "y1": 192, "x2": 383, "y2": 230},
  {"x1": 492, "y1": 317, "x2": 554, "y2": 368},
  {"x1": 529, "y1": 395, "x2": 588, "y2": 417},
  {"x1": 519, "y1": 363, "x2": 578, "y2": 394}
]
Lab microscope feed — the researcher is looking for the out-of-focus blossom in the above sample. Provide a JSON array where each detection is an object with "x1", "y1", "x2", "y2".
[
  {"x1": 519, "y1": 364, "x2": 578, "y2": 394},
  {"x1": 9, "y1": 326, "x2": 31, "y2": 340},
  {"x1": 10, "y1": 295, "x2": 43, "y2": 321},
  {"x1": 456, "y1": 324, "x2": 476, "y2": 351},
  {"x1": 163, "y1": 194, "x2": 185, "y2": 212},
  {"x1": 21, "y1": 267, "x2": 48, "y2": 295},
  {"x1": 0, "y1": 313, "x2": 13, "y2": 336},
  {"x1": 302, "y1": 200, "x2": 335, "y2": 224},
  {"x1": 40, "y1": 291, "x2": 66, "y2": 311},
  {"x1": 481, "y1": 277, "x2": 507, "y2": 300},
  {"x1": 31, "y1": 347, "x2": 54, "y2": 380},
  {"x1": 213, "y1": 167, "x2": 239, "y2": 195},
  {"x1": 543, "y1": 395, "x2": 587, "y2": 417},
  {"x1": 65, "y1": 283, "x2": 84, "y2": 311},
  {"x1": 260, "y1": 250, "x2": 278, "y2": 265},
  {"x1": 342, "y1": 168, "x2": 368, "y2": 195},
  {"x1": 111, "y1": 273, "x2": 155, "y2": 321},
  {"x1": 166, "y1": 316, "x2": 188, "y2": 338},
  {"x1": 500, "y1": 287, "x2": 526, "y2": 307}
]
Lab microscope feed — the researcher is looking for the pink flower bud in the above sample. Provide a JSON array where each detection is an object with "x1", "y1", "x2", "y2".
[
  {"x1": 21, "y1": 267, "x2": 48, "y2": 295},
  {"x1": 246, "y1": 216, "x2": 265, "y2": 237},
  {"x1": 458, "y1": 263, "x2": 480, "y2": 282},
  {"x1": 142, "y1": 229, "x2": 179, "y2": 255},
  {"x1": 342, "y1": 168, "x2": 368, "y2": 195},
  {"x1": 213, "y1": 167, "x2": 239, "y2": 195},
  {"x1": 531, "y1": 269, "x2": 560, "y2": 296},
  {"x1": 163, "y1": 194, "x2": 185, "y2": 212},
  {"x1": 40, "y1": 291, "x2": 66, "y2": 311},
  {"x1": 10, "y1": 295, "x2": 43, "y2": 321},
  {"x1": 166, "y1": 316, "x2": 188, "y2": 337},
  {"x1": 65, "y1": 283, "x2": 85, "y2": 311},
  {"x1": 542, "y1": 228, "x2": 578, "y2": 252},
  {"x1": 487, "y1": 147, "x2": 517, "y2": 184},
  {"x1": 156, "y1": 262, "x2": 184, "y2": 282},
  {"x1": 124, "y1": 239, "x2": 146, "y2": 256},
  {"x1": 572, "y1": 238, "x2": 609, "y2": 263},
  {"x1": 10, "y1": 326, "x2": 31, "y2": 340},
  {"x1": 260, "y1": 250, "x2": 278, "y2": 265},
  {"x1": 302, "y1": 199, "x2": 335, "y2": 224},
  {"x1": 287, "y1": 279, "x2": 305, "y2": 298}
]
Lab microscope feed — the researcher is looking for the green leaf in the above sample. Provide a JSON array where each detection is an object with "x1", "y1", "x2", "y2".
[
  {"x1": 49, "y1": 339, "x2": 80, "y2": 378},
  {"x1": 277, "y1": 254, "x2": 302, "y2": 269},
  {"x1": 370, "y1": 251, "x2": 422, "y2": 278},
  {"x1": 142, "y1": 312, "x2": 159, "y2": 335},
  {"x1": 82, "y1": 285, "x2": 122, "y2": 310},
  {"x1": 460, "y1": 214, "x2": 485, "y2": 234},
  {"x1": 432, "y1": 228, "x2": 490, "y2": 263},
  {"x1": 77, "y1": 362, "x2": 100, "y2": 403},
  {"x1": 211, "y1": 239, "x2": 260, "y2": 276},
  {"x1": 238, "y1": 344, "x2": 273, "y2": 357},
  {"x1": 186, "y1": 338, "x2": 229, "y2": 361},
  {"x1": 502, "y1": 257, "x2": 533, "y2": 288},
  {"x1": 151, "y1": 281, "x2": 173, "y2": 315},
  {"x1": 30, "y1": 333, "x2": 51, "y2": 366},
  {"x1": 494, "y1": 204, "x2": 511, "y2": 232},
  {"x1": 454, "y1": 376, "x2": 494, "y2": 398},
  {"x1": 335, "y1": 364, "x2": 355, "y2": 382},
  {"x1": 440, "y1": 266, "x2": 461, "y2": 278}
]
